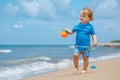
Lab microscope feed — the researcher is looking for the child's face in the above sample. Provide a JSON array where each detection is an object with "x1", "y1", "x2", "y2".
[{"x1": 80, "y1": 11, "x2": 91, "y2": 24}]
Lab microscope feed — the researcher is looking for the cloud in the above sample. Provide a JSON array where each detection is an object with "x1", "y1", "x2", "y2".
[
  {"x1": 4, "y1": 3, "x2": 19, "y2": 16},
  {"x1": 52, "y1": 0, "x2": 71, "y2": 14},
  {"x1": 104, "y1": 22, "x2": 120, "y2": 31},
  {"x1": 104, "y1": 23, "x2": 120, "y2": 37},
  {"x1": 95, "y1": 0, "x2": 120, "y2": 18},
  {"x1": 13, "y1": 24, "x2": 23, "y2": 29},
  {"x1": 18, "y1": 0, "x2": 76, "y2": 20},
  {"x1": 20, "y1": 0, "x2": 56, "y2": 19},
  {"x1": 104, "y1": 24, "x2": 116, "y2": 30},
  {"x1": 51, "y1": 0, "x2": 78, "y2": 19}
]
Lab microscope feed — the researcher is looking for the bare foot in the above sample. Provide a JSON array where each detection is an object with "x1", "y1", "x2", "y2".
[
  {"x1": 73, "y1": 68, "x2": 79, "y2": 73},
  {"x1": 80, "y1": 70, "x2": 87, "y2": 74}
]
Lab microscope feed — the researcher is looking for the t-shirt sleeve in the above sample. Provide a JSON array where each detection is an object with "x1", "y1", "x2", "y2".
[
  {"x1": 71, "y1": 24, "x2": 78, "y2": 33},
  {"x1": 90, "y1": 26, "x2": 95, "y2": 35}
]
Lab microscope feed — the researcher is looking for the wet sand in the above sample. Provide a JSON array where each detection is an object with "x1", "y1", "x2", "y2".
[{"x1": 24, "y1": 58, "x2": 120, "y2": 80}]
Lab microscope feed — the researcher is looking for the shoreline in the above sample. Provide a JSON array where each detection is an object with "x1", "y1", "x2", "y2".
[
  {"x1": 98, "y1": 42, "x2": 120, "y2": 48},
  {"x1": 24, "y1": 58, "x2": 120, "y2": 80}
]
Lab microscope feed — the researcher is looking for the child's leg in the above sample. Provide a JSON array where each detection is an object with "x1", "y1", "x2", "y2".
[
  {"x1": 82, "y1": 51, "x2": 89, "y2": 71},
  {"x1": 73, "y1": 53, "x2": 79, "y2": 71}
]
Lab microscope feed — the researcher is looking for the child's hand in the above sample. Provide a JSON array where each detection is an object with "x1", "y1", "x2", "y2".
[
  {"x1": 93, "y1": 41, "x2": 97, "y2": 46},
  {"x1": 65, "y1": 29, "x2": 73, "y2": 34}
]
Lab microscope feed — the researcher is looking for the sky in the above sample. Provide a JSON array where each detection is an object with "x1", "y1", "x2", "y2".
[{"x1": 0, "y1": 0, "x2": 120, "y2": 45}]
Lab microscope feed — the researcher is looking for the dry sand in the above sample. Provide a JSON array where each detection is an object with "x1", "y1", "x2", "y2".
[{"x1": 24, "y1": 58, "x2": 120, "y2": 80}]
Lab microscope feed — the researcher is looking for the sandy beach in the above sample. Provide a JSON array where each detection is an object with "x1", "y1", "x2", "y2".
[{"x1": 24, "y1": 58, "x2": 120, "y2": 80}]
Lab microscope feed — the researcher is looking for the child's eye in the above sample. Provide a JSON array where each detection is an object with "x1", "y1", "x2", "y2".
[{"x1": 80, "y1": 16, "x2": 85, "y2": 18}]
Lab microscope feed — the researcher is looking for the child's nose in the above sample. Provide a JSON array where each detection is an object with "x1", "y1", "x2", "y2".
[{"x1": 80, "y1": 17, "x2": 83, "y2": 21}]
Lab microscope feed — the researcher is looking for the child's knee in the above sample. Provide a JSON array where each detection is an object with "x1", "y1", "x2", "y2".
[{"x1": 73, "y1": 54, "x2": 79, "y2": 57}]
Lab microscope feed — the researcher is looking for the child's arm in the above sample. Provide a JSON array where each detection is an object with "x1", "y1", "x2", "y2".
[{"x1": 92, "y1": 34, "x2": 98, "y2": 46}]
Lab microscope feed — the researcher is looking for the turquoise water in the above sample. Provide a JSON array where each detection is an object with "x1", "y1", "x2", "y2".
[{"x1": 0, "y1": 45, "x2": 120, "y2": 80}]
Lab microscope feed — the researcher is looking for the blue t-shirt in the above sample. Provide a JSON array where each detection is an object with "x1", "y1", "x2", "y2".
[{"x1": 71, "y1": 22, "x2": 95, "y2": 46}]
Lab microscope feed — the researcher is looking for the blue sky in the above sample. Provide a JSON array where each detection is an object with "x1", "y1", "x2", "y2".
[{"x1": 0, "y1": 0, "x2": 120, "y2": 45}]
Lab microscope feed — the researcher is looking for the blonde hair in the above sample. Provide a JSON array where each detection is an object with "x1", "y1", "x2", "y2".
[{"x1": 81, "y1": 7, "x2": 93, "y2": 20}]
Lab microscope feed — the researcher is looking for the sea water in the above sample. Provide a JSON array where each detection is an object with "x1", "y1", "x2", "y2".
[{"x1": 0, "y1": 45, "x2": 120, "y2": 80}]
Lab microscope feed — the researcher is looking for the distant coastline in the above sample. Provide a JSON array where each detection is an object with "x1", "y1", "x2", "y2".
[{"x1": 99, "y1": 40, "x2": 120, "y2": 48}]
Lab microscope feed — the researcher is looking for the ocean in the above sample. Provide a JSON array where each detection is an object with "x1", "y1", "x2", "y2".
[{"x1": 0, "y1": 45, "x2": 120, "y2": 80}]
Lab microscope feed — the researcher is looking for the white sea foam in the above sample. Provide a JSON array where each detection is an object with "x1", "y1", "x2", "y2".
[
  {"x1": 0, "y1": 59, "x2": 73, "y2": 79},
  {"x1": 68, "y1": 45, "x2": 74, "y2": 48},
  {"x1": 28, "y1": 56, "x2": 51, "y2": 61},
  {"x1": 37, "y1": 56, "x2": 51, "y2": 61},
  {"x1": 56, "y1": 59, "x2": 73, "y2": 69},
  {"x1": 0, "y1": 52, "x2": 120, "y2": 80},
  {"x1": 0, "y1": 49, "x2": 12, "y2": 53},
  {"x1": 89, "y1": 52, "x2": 120, "y2": 63},
  {"x1": 0, "y1": 61, "x2": 56, "y2": 78},
  {"x1": 2, "y1": 56, "x2": 51, "y2": 65}
]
